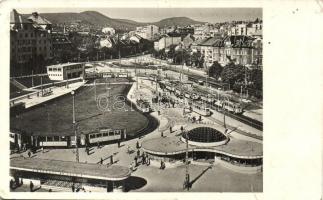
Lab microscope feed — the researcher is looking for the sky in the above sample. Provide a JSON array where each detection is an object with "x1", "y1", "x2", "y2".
[{"x1": 17, "y1": 8, "x2": 262, "y2": 23}]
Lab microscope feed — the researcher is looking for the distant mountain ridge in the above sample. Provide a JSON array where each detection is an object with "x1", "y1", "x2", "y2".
[{"x1": 23, "y1": 11, "x2": 204, "y2": 30}]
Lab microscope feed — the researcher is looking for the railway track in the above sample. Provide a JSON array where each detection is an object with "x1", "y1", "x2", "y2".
[
  {"x1": 209, "y1": 105, "x2": 263, "y2": 131},
  {"x1": 204, "y1": 115, "x2": 263, "y2": 141}
]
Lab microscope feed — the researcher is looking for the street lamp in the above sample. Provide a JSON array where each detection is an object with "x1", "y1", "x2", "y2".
[
  {"x1": 71, "y1": 90, "x2": 79, "y2": 162},
  {"x1": 184, "y1": 130, "x2": 190, "y2": 191}
]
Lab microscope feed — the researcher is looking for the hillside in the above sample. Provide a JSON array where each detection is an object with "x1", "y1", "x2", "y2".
[
  {"x1": 154, "y1": 17, "x2": 204, "y2": 27},
  {"x1": 25, "y1": 11, "x2": 147, "y2": 30},
  {"x1": 23, "y1": 11, "x2": 204, "y2": 30}
]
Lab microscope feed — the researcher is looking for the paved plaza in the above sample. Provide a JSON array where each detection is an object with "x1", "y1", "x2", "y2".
[{"x1": 10, "y1": 78, "x2": 262, "y2": 192}]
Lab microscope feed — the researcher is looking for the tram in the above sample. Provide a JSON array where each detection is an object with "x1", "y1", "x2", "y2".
[
  {"x1": 86, "y1": 129, "x2": 126, "y2": 145},
  {"x1": 223, "y1": 100, "x2": 243, "y2": 114}
]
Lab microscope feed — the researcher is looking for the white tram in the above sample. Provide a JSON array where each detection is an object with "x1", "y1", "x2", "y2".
[
  {"x1": 87, "y1": 129, "x2": 126, "y2": 144},
  {"x1": 223, "y1": 100, "x2": 243, "y2": 114}
]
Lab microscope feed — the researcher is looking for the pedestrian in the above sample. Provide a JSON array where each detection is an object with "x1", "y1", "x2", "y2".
[
  {"x1": 142, "y1": 155, "x2": 146, "y2": 165},
  {"x1": 10, "y1": 179, "x2": 13, "y2": 189},
  {"x1": 136, "y1": 141, "x2": 140, "y2": 149},
  {"x1": 97, "y1": 142, "x2": 100, "y2": 148},
  {"x1": 100, "y1": 157, "x2": 103, "y2": 164},
  {"x1": 110, "y1": 155, "x2": 114, "y2": 165},
  {"x1": 180, "y1": 126, "x2": 184, "y2": 133},
  {"x1": 28, "y1": 151, "x2": 31, "y2": 158},
  {"x1": 160, "y1": 160, "x2": 163, "y2": 169},
  {"x1": 72, "y1": 183, "x2": 75, "y2": 192},
  {"x1": 161, "y1": 131, "x2": 163, "y2": 137},
  {"x1": 137, "y1": 149, "x2": 140, "y2": 157},
  {"x1": 127, "y1": 145, "x2": 130, "y2": 154},
  {"x1": 134, "y1": 156, "x2": 138, "y2": 167},
  {"x1": 86, "y1": 148, "x2": 89, "y2": 155},
  {"x1": 169, "y1": 126, "x2": 172, "y2": 133},
  {"x1": 29, "y1": 181, "x2": 34, "y2": 192},
  {"x1": 118, "y1": 140, "x2": 121, "y2": 148}
]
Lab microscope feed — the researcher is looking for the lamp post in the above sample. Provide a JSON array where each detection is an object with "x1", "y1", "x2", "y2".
[
  {"x1": 184, "y1": 130, "x2": 190, "y2": 191},
  {"x1": 71, "y1": 90, "x2": 79, "y2": 162}
]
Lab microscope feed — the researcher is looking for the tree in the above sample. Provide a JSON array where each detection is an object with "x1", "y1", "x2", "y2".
[
  {"x1": 220, "y1": 62, "x2": 245, "y2": 88},
  {"x1": 208, "y1": 61, "x2": 223, "y2": 79}
]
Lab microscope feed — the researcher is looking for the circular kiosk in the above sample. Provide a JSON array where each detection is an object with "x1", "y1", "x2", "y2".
[{"x1": 141, "y1": 124, "x2": 263, "y2": 174}]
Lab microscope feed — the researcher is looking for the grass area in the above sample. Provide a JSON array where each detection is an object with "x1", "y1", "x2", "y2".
[{"x1": 10, "y1": 82, "x2": 149, "y2": 137}]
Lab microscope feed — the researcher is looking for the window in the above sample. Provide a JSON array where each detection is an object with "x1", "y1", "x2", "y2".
[
  {"x1": 53, "y1": 68, "x2": 57, "y2": 71},
  {"x1": 47, "y1": 136, "x2": 53, "y2": 141},
  {"x1": 25, "y1": 33, "x2": 28, "y2": 38},
  {"x1": 58, "y1": 68, "x2": 61, "y2": 71},
  {"x1": 54, "y1": 136, "x2": 59, "y2": 141},
  {"x1": 96, "y1": 133, "x2": 102, "y2": 138},
  {"x1": 49, "y1": 68, "x2": 52, "y2": 71}
]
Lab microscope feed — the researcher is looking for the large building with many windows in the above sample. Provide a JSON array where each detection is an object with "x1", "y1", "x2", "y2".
[
  {"x1": 135, "y1": 25, "x2": 159, "y2": 40},
  {"x1": 10, "y1": 9, "x2": 52, "y2": 65},
  {"x1": 196, "y1": 35, "x2": 262, "y2": 67}
]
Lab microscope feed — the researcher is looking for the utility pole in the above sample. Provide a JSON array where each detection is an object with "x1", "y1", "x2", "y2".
[
  {"x1": 136, "y1": 64, "x2": 139, "y2": 90},
  {"x1": 31, "y1": 70, "x2": 34, "y2": 87},
  {"x1": 71, "y1": 90, "x2": 79, "y2": 162},
  {"x1": 94, "y1": 79, "x2": 97, "y2": 101},
  {"x1": 40, "y1": 76, "x2": 43, "y2": 96}
]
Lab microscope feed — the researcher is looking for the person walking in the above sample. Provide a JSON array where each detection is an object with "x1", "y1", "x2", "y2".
[
  {"x1": 110, "y1": 155, "x2": 113, "y2": 165},
  {"x1": 29, "y1": 181, "x2": 34, "y2": 192},
  {"x1": 136, "y1": 141, "x2": 140, "y2": 149},
  {"x1": 134, "y1": 156, "x2": 138, "y2": 167},
  {"x1": 28, "y1": 151, "x2": 31, "y2": 158},
  {"x1": 100, "y1": 157, "x2": 103, "y2": 164},
  {"x1": 10, "y1": 179, "x2": 13, "y2": 189},
  {"x1": 72, "y1": 183, "x2": 75, "y2": 192},
  {"x1": 118, "y1": 140, "x2": 121, "y2": 148},
  {"x1": 127, "y1": 145, "x2": 130, "y2": 154}
]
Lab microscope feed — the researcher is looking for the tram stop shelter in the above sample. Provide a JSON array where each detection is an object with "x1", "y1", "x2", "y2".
[{"x1": 10, "y1": 157, "x2": 131, "y2": 192}]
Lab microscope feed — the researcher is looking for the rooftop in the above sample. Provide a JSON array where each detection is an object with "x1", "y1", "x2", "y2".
[
  {"x1": 141, "y1": 124, "x2": 262, "y2": 158},
  {"x1": 28, "y1": 12, "x2": 52, "y2": 25},
  {"x1": 10, "y1": 9, "x2": 31, "y2": 25},
  {"x1": 46, "y1": 62, "x2": 82, "y2": 69},
  {"x1": 10, "y1": 157, "x2": 131, "y2": 181}
]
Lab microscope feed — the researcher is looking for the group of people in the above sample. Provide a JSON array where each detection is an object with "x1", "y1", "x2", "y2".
[
  {"x1": 9, "y1": 177, "x2": 23, "y2": 190},
  {"x1": 129, "y1": 141, "x2": 151, "y2": 171},
  {"x1": 71, "y1": 184, "x2": 90, "y2": 193}
]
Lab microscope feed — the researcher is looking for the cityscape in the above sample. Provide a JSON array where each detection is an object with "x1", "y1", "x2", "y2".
[{"x1": 9, "y1": 8, "x2": 263, "y2": 192}]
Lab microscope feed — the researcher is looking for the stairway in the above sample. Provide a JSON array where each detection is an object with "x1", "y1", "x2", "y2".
[{"x1": 10, "y1": 78, "x2": 27, "y2": 90}]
